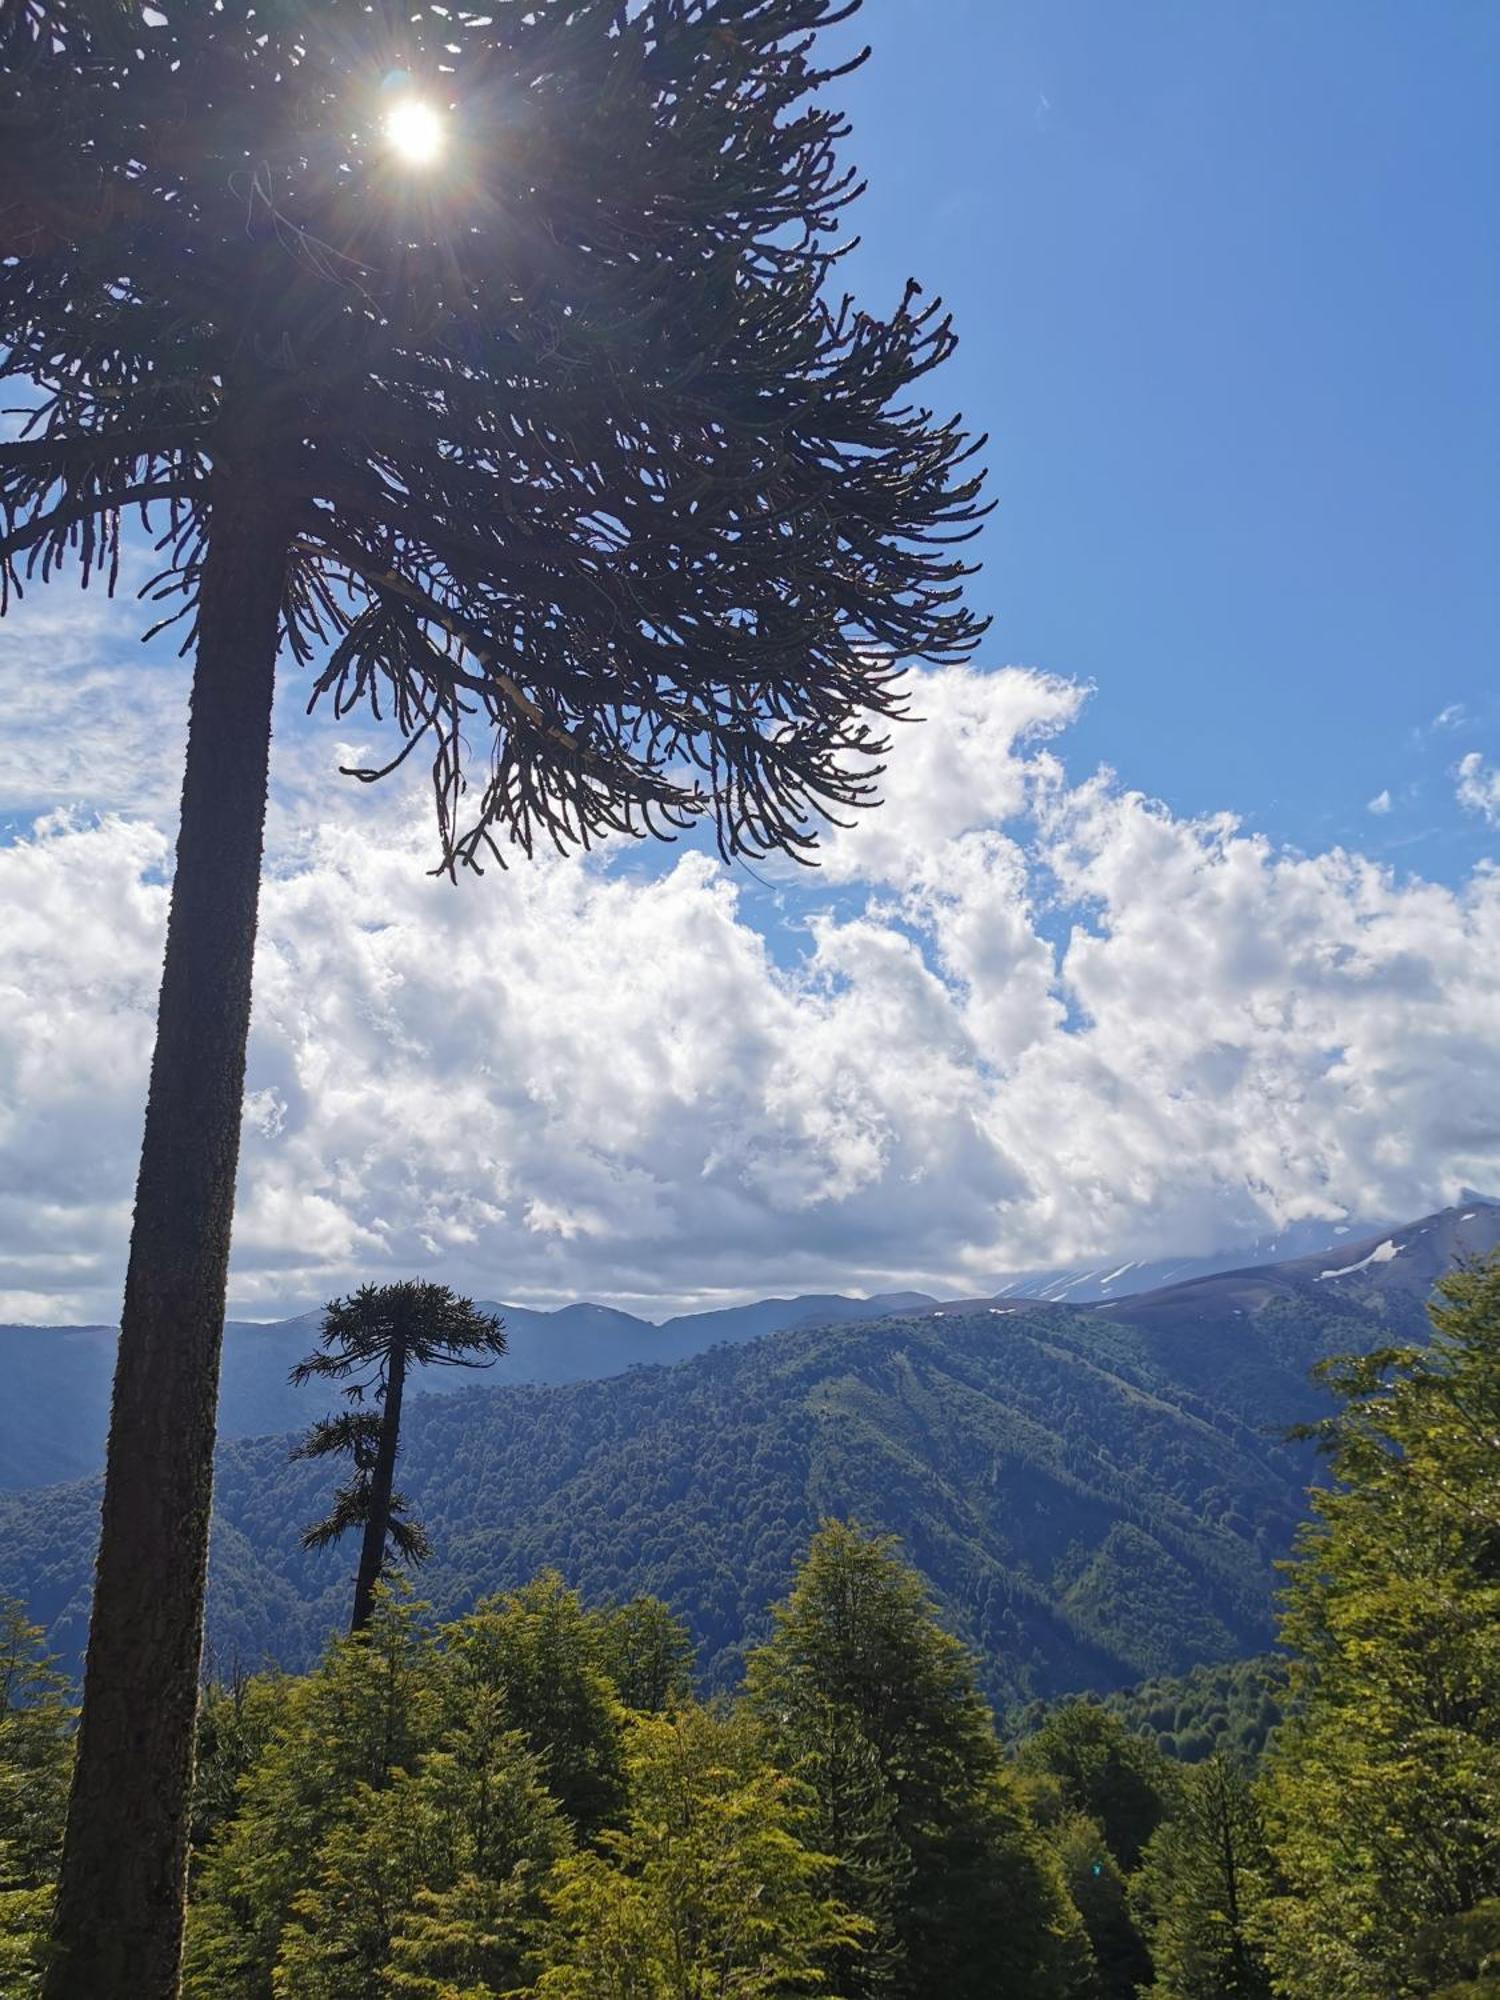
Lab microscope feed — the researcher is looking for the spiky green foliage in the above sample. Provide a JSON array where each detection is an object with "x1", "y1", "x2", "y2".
[
  {"x1": 293, "y1": 1286, "x2": 510, "y2": 1394},
  {"x1": 1256, "y1": 1258, "x2": 1500, "y2": 1996},
  {"x1": 294, "y1": 1411, "x2": 432, "y2": 1565},
  {"x1": 292, "y1": 1282, "x2": 505, "y2": 1614},
  {"x1": 1, "y1": 0, "x2": 988, "y2": 876}
]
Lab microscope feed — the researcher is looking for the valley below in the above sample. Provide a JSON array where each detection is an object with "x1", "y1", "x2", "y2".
[{"x1": 5, "y1": 1202, "x2": 1493, "y2": 1711}]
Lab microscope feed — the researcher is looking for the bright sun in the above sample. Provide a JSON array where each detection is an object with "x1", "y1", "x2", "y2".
[{"x1": 385, "y1": 97, "x2": 446, "y2": 167}]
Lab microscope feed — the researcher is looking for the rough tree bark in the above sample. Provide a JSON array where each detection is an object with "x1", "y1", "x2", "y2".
[
  {"x1": 44, "y1": 450, "x2": 291, "y2": 2000},
  {"x1": 349, "y1": 1330, "x2": 409, "y2": 1635}
]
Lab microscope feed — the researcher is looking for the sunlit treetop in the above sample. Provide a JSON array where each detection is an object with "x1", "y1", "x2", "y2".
[{"x1": 0, "y1": 0, "x2": 990, "y2": 873}]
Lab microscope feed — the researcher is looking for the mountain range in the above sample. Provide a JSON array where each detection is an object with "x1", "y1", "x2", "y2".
[
  {"x1": 3, "y1": 1201, "x2": 1493, "y2": 1711},
  {"x1": 6, "y1": 1200, "x2": 1495, "y2": 1493}
]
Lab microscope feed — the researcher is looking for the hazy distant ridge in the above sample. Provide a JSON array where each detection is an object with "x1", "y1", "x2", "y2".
[{"x1": 4, "y1": 1203, "x2": 1495, "y2": 1493}]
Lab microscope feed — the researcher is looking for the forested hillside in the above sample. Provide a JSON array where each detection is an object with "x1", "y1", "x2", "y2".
[
  {"x1": 8, "y1": 1212, "x2": 1489, "y2": 1715},
  {"x1": 6, "y1": 1203, "x2": 1490, "y2": 1496},
  {"x1": 6, "y1": 1243, "x2": 1497, "y2": 1999},
  {"x1": 1016, "y1": 1655, "x2": 1290, "y2": 1769},
  {"x1": 0, "y1": 1292, "x2": 944, "y2": 1492},
  {"x1": 5, "y1": 1291, "x2": 1372, "y2": 1711}
]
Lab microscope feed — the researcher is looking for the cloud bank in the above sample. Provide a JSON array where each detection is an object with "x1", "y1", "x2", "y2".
[{"x1": 2, "y1": 646, "x2": 1498, "y2": 1323}]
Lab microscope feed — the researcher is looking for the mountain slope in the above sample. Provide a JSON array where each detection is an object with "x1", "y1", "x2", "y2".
[
  {"x1": 11, "y1": 1203, "x2": 1489, "y2": 1493},
  {"x1": 0, "y1": 1297, "x2": 1340, "y2": 1711},
  {"x1": 0, "y1": 1288, "x2": 939, "y2": 1491},
  {"x1": 5, "y1": 1206, "x2": 1487, "y2": 1710},
  {"x1": 1082, "y1": 1201, "x2": 1500, "y2": 1429}
]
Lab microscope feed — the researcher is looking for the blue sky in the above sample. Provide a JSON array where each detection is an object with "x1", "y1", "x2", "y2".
[
  {"x1": 3, "y1": 2, "x2": 1499, "y2": 1321},
  {"x1": 828, "y1": 0, "x2": 1498, "y2": 871}
]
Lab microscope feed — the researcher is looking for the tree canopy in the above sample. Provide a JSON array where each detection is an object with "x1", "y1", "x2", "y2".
[
  {"x1": 747, "y1": 1520, "x2": 1092, "y2": 1999},
  {"x1": 2, "y1": 0, "x2": 989, "y2": 875},
  {"x1": 1257, "y1": 1258, "x2": 1500, "y2": 1995}
]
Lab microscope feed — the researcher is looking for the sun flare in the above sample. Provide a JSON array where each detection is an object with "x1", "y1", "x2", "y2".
[{"x1": 384, "y1": 97, "x2": 446, "y2": 167}]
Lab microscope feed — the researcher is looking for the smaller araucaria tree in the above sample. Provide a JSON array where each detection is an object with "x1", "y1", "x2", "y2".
[{"x1": 292, "y1": 1282, "x2": 506, "y2": 1633}]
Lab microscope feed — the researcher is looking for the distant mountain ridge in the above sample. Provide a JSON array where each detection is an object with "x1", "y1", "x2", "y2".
[
  {"x1": 0, "y1": 1288, "x2": 941, "y2": 1491},
  {"x1": 1090, "y1": 1199, "x2": 1500, "y2": 1340},
  {"x1": 984, "y1": 1209, "x2": 1399, "y2": 1305},
  {"x1": 0, "y1": 1301, "x2": 1319, "y2": 1711},
  {"x1": 4, "y1": 1204, "x2": 1496, "y2": 1491},
  {"x1": 2, "y1": 1201, "x2": 1493, "y2": 1710}
]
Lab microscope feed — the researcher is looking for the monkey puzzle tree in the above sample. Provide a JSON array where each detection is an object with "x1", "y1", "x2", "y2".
[
  {"x1": 292, "y1": 1282, "x2": 506, "y2": 1635},
  {"x1": 2, "y1": 2, "x2": 989, "y2": 1990}
]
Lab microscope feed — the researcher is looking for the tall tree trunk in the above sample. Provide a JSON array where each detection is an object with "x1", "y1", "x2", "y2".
[
  {"x1": 45, "y1": 464, "x2": 290, "y2": 2000},
  {"x1": 350, "y1": 1332, "x2": 409, "y2": 1634}
]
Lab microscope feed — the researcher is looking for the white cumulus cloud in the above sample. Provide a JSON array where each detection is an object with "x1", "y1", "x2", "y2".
[{"x1": 4, "y1": 633, "x2": 1500, "y2": 1324}]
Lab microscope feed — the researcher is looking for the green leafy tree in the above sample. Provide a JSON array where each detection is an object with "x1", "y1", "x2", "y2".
[
  {"x1": 1131, "y1": 1755, "x2": 1270, "y2": 1999},
  {"x1": 597, "y1": 1599, "x2": 696, "y2": 1716},
  {"x1": 1089, "y1": 1657, "x2": 1288, "y2": 1770},
  {"x1": 1044, "y1": 1810, "x2": 1152, "y2": 2000},
  {"x1": 4, "y1": 3, "x2": 988, "y2": 1985},
  {"x1": 1017, "y1": 1697, "x2": 1175, "y2": 1871},
  {"x1": 272, "y1": 1689, "x2": 569, "y2": 1999},
  {"x1": 439, "y1": 1573, "x2": 628, "y2": 1840},
  {"x1": 746, "y1": 1521, "x2": 1090, "y2": 1999},
  {"x1": 293, "y1": 1283, "x2": 506, "y2": 1633},
  {"x1": 0, "y1": 1601, "x2": 74, "y2": 1997},
  {"x1": 189, "y1": 1669, "x2": 292, "y2": 1869},
  {"x1": 1257, "y1": 1259, "x2": 1500, "y2": 1997},
  {"x1": 776, "y1": 1696, "x2": 909, "y2": 1998},
  {"x1": 1411, "y1": 1900, "x2": 1500, "y2": 1999},
  {"x1": 183, "y1": 1591, "x2": 433, "y2": 2000},
  {"x1": 531, "y1": 1704, "x2": 864, "y2": 2000}
]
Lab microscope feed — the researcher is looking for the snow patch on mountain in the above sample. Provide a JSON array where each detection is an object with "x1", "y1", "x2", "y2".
[{"x1": 1319, "y1": 1239, "x2": 1401, "y2": 1281}]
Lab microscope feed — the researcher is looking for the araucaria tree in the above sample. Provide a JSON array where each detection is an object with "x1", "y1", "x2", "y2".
[
  {"x1": 292, "y1": 1282, "x2": 506, "y2": 1634},
  {"x1": 2, "y1": 3, "x2": 987, "y2": 1989}
]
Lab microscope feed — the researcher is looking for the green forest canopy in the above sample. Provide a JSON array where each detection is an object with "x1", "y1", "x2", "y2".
[{"x1": 3, "y1": 1254, "x2": 1499, "y2": 1995}]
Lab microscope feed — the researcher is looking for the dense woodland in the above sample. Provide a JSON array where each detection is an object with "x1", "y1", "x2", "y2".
[
  {"x1": 2, "y1": 1259, "x2": 1498, "y2": 1995},
  {"x1": 2, "y1": 1285, "x2": 1393, "y2": 1713}
]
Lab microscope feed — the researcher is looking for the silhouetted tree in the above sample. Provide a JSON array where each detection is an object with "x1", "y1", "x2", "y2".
[
  {"x1": 4, "y1": 3, "x2": 987, "y2": 1987},
  {"x1": 293, "y1": 1282, "x2": 506, "y2": 1633}
]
